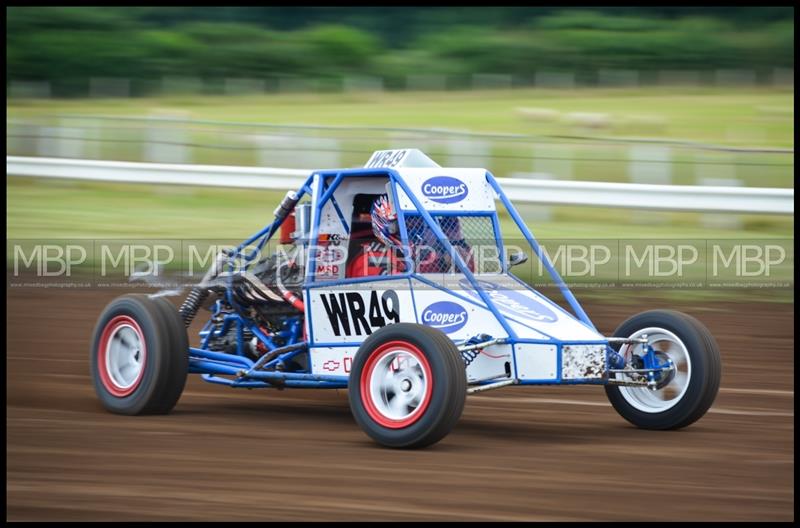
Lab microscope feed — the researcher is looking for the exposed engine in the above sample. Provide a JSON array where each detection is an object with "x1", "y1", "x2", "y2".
[
  {"x1": 177, "y1": 191, "x2": 309, "y2": 361},
  {"x1": 190, "y1": 250, "x2": 305, "y2": 359}
]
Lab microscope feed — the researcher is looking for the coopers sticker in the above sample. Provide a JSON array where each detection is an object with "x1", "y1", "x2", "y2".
[
  {"x1": 422, "y1": 176, "x2": 469, "y2": 204},
  {"x1": 459, "y1": 279, "x2": 558, "y2": 323},
  {"x1": 421, "y1": 301, "x2": 468, "y2": 334}
]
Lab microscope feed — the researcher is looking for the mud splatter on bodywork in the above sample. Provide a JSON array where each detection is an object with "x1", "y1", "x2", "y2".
[{"x1": 561, "y1": 344, "x2": 607, "y2": 379}]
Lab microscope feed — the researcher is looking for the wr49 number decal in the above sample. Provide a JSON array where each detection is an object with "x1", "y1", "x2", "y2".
[{"x1": 320, "y1": 290, "x2": 400, "y2": 337}]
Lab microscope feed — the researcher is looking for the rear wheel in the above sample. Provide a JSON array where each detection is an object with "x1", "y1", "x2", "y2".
[
  {"x1": 348, "y1": 323, "x2": 466, "y2": 448},
  {"x1": 605, "y1": 310, "x2": 721, "y2": 429},
  {"x1": 90, "y1": 294, "x2": 188, "y2": 415}
]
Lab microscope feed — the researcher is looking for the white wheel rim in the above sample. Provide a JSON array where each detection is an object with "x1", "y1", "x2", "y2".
[
  {"x1": 105, "y1": 324, "x2": 145, "y2": 390},
  {"x1": 368, "y1": 348, "x2": 429, "y2": 422},
  {"x1": 617, "y1": 327, "x2": 691, "y2": 413}
]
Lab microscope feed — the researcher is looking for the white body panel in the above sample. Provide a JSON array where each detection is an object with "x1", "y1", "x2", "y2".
[
  {"x1": 305, "y1": 274, "x2": 605, "y2": 380},
  {"x1": 426, "y1": 275, "x2": 605, "y2": 342},
  {"x1": 409, "y1": 279, "x2": 509, "y2": 340},
  {"x1": 394, "y1": 168, "x2": 496, "y2": 213},
  {"x1": 312, "y1": 176, "x2": 390, "y2": 281},
  {"x1": 317, "y1": 176, "x2": 389, "y2": 238},
  {"x1": 408, "y1": 278, "x2": 513, "y2": 382},
  {"x1": 514, "y1": 343, "x2": 558, "y2": 381},
  {"x1": 307, "y1": 279, "x2": 415, "y2": 344},
  {"x1": 309, "y1": 346, "x2": 359, "y2": 377}
]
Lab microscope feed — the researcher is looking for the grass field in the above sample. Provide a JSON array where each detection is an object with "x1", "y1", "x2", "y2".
[
  {"x1": 8, "y1": 87, "x2": 795, "y2": 147},
  {"x1": 6, "y1": 176, "x2": 794, "y2": 240}
]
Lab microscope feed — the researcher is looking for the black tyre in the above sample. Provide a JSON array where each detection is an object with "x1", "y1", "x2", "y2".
[
  {"x1": 151, "y1": 296, "x2": 191, "y2": 412},
  {"x1": 605, "y1": 309, "x2": 721, "y2": 430},
  {"x1": 90, "y1": 294, "x2": 189, "y2": 415},
  {"x1": 348, "y1": 323, "x2": 467, "y2": 448}
]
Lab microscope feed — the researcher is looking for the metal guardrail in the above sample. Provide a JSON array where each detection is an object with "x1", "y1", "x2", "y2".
[
  {"x1": 7, "y1": 156, "x2": 794, "y2": 215},
  {"x1": 7, "y1": 156, "x2": 309, "y2": 191}
]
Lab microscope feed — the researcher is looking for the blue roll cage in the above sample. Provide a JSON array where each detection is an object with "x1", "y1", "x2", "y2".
[{"x1": 189, "y1": 168, "x2": 667, "y2": 389}]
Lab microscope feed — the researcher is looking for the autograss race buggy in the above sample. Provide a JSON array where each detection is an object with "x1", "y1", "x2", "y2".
[{"x1": 91, "y1": 149, "x2": 722, "y2": 448}]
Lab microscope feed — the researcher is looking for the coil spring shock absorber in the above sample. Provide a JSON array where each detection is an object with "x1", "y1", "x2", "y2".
[
  {"x1": 179, "y1": 287, "x2": 209, "y2": 327},
  {"x1": 460, "y1": 348, "x2": 481, "y2": 367},
  {"x1": 180, "y1": 250, "x2": 229, "y2": 327},
  {"x1": 459, "y1": 334, "x2": 494, "y2": 367}
]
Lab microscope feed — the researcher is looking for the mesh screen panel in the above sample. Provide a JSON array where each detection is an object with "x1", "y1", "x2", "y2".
[{"x1": 405, "y1": 215, "x2": 501, "y2": 274}]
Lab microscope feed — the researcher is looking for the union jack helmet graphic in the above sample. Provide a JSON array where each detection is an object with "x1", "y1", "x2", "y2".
[{"x1": 371, "y1": 194, "x2": 401, "y2": 248}]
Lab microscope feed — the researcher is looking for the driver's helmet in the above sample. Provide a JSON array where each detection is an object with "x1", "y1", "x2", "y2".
[
  {"x1": 371, "y1": 195, "x2": 474, "y2": 272},
  {"x1": 371, "y1": 194, "x2": 401, "y2": 248}
]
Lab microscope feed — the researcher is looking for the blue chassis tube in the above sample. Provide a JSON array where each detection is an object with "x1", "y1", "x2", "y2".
[{"x1": 189, "y1": 168, "x2": 661, "y2": 389}]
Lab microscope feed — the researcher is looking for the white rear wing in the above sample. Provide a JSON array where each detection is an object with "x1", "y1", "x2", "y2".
[{"x1": 364, "y1": 148, "x2": 440, "y2": 169}]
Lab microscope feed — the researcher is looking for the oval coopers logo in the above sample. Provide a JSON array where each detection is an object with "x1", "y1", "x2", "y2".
[
  {"x1": 421, "y1": 301, "x2": 468, "y2": 334},
  {"x1": 421, "y1": 176, "x2": 469, "y2": 204}
]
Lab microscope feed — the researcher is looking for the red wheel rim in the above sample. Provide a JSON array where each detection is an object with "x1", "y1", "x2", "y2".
[
  {"x1": 97, "y1": 315, "x2": 147, "y2": 397},
  {"x1": 360, "y1": 340, "x2": 433, "y2": 429}
]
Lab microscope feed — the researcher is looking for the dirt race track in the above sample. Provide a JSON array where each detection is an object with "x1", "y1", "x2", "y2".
[{"x1": 6, "y1": 287, "x2": 794, "y2": 521}]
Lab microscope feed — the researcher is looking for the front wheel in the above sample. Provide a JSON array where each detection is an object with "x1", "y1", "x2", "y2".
[
  {"x1": 348, "y1": 323, "x2": 467, "y2": 448},
  {"x1": 605, "y1": 309, "x2": 721, "y2": 430}
]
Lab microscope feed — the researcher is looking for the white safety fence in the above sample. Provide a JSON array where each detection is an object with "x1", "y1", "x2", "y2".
[
  {"x1": 7, "y1": 68, "x2": 795, "y2": 98},
  {"x1": 7, "y1": 156, "x2": 794, "y2": 215}
]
